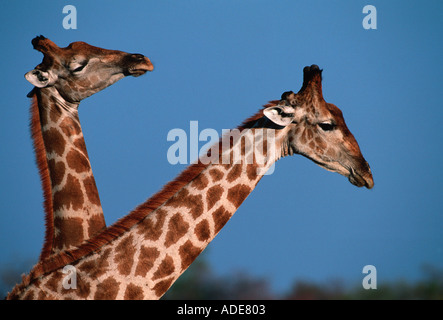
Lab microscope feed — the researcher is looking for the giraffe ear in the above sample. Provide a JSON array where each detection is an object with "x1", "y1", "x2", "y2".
[
  {"x1": 263, "y1": 105, "x2": 295, "y2": 127},
  {"x1": 25, "y1": 69, "x2": 51, "y2": 88}
]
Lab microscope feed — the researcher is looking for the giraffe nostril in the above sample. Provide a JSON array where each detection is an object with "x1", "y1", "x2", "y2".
[{"x1": 131, "y1": 54, "x2": 145, "y2": 61}]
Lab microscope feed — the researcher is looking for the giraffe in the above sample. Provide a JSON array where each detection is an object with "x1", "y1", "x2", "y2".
[
  {"x1": 25, "y1": 36, "x2": 154, "y2": 260},
  {"x1": 7, "y1": 65, "x2": 373, "y2": 300}
]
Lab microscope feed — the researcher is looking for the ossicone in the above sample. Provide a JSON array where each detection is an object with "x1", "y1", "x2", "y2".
[
  {"x1": 302, "y1": 64, "x2": 323, "y2": 83},
  {"x1": 299, "y1": 64, "x2": 324, "y2": 96},
  {"x1": 31, "y1": 35, "x2": 58, "y2": 54}
]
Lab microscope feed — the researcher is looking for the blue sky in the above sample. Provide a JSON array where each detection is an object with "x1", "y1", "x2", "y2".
[{"x1": 0, "y1": 1, "x2": 442, "y2": 294}]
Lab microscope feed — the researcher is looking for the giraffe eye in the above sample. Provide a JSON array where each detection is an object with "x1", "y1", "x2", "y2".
[
  {"x1": 73, "y1": 65, "x2": 85, "y2": 72},
  {"x1": 318, "y1": 122, "x2": 336, "y2": 131},
  {"x1": 70, "y1": 60, "x2": 88, "y2": 73},
  {"x1": 72, "y1": 64, "x2": 87, "y2": 73}
]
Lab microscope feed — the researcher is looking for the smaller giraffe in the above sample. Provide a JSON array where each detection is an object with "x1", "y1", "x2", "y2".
[{"x1": 25, "y1": 36, "x2": 154, "y2": 259}]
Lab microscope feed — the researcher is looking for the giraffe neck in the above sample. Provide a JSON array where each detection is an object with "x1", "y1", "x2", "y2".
[
  {"x1": 32, "y1": 87, "x2": 106, "y2": 259},
  {"x1": 8, "y1": 115, "x2": 285, "y2": 300}
]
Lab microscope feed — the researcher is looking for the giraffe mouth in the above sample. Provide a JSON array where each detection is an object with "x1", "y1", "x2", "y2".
[
  {"x1": 128, "y1": 65, "x2": 154, "y2": 77},
  {"x1": 348, "y1": 167, "x2": 374, "y2": 189},
  {"x1": 125, "y1": 55, "x2": 154, "y2": 77}
]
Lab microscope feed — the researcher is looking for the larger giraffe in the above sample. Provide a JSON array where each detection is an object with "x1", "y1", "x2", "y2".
[
  {"x1": 25, "y1": 36, "x2": 154, "y2": 260},
  {"x1": 7, "y1": 65, "x2": 373, "y2": 299}
]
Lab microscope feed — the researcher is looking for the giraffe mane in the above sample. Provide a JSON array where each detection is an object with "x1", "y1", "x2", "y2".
[
  {"x1": 29, "y1": 92, "x2": 55, "y2": 261},
  {"x1": 11, "y1": 100, "x2": 281, "y2": 296}
]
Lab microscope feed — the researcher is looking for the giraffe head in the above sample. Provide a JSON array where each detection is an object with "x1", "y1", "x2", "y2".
[
  {"x1": 25, "y1": 35, "x2": 154, "y2": 103},
  {"x1": 263, "y1": 65, "x2": 373, "y2": 189}
]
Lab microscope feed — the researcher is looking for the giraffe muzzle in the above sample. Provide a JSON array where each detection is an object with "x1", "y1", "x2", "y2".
[
  {"x1": 124, "y1": 54, "x2": 154, "y2": 77},
  {"x1": 349, "y1": 166, "x2": 374, "y2": 189}
]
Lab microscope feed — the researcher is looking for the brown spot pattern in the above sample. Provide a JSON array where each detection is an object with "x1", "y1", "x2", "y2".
[
  {"x1": 246, "y1": 164, "x2": 258, "y2": 181},
  {"x1": 153, "y1": 255, "x2": 175, "y2": 280},
  {"x1": 167, "y1": 189, "x2": 203, "y2": 219},
  {"x1": 206, "y1": 185, "x2": 223, "y2": 211},
  {"x1": 23, "y1": 290, "x2": 35, "y2": 300},
  {"x1": 307, "y1": 128, "x2": 314, "y2": 140},
  {"x1": 227, "y1": 184, "x2": 251, "y2": 208},
  {"x1": 73, "y1": 137, "x2": 87, "y2": 151},
  {"x1": 114, "y1": 235, "x2": 135, "y2": 276},
  {"x1": 153, "y1": 277, "x2": 174, "y2": 298},
  {"x1": 53, "y1": 216, "x2": 83, "y2": 249},
  {"x1": 44, "y1": 127, "x2": 65, "y2": 156},
  {"x1": 70, "y1": 272, "x2": 91, "y2": 299},
  {"x1": 135, "y1": 246, "x2": 160, "y2": 277},
  {"x1": 179, "y1": 240, "x2": 203, "y2": 271},
  {"x1": 53, "y1": 174, "x2": 84, "y2": 211},
  {"x1": 45, "y1": 270, "x2": 64, "y2": 294},
  {"x1": 300, "y1": 129, "x2": 307, "y2": 144},
  {"x1": 37, "y1": 290, "x2": 49, "y2": 300},
  {"x1": 83, "y1": 175, "x2": 102, "y2": 206},
  {"x1": 124, "y1": 283, "x2": 144, "y2": 300},
  {"x1": 164, "y1": 213, "x2": 189, "y2": 248},
  {"x1": 78, "y1": 248, "x2": 112, "y2": 279},
  {"x1": 209, "y1": 168, "x2": 224, "y2": 182},
  {"x1": 326, "y1": 148, "x2": 336, "y2": 158},
  {"x1": 137, "y1": 209, "x2": 167, "y2": 241},
  {"x1": 191, "y1": 173, "x2": 209, "y2": 190},
  {"x1": 87, "y1": 214, "x2": 106, "y2": 238},
  {"x1": 47, "y1": 159, "x2": 65, "y2": 187},
  {"x1": 59, "y1": 117, "x2": 81, "y2": 137},
  {"x1": 194, "y1": 219, "x2": 211, "y2": 242},
  {"x1": 94, "y1": 277, "x2": 119, "y2": 300},
  {"x1": 315, "y1": 137, "x2": 326, "y2": 149},
  {"x1": 227, "y1": 164, "x2": 242, "y2": 183},
  {"x1": 66, "y1": 148, "x2": 90, "y2": 173},
  {"x1": 212, "y1": 206, "x2": 231, "y2": 234}
]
